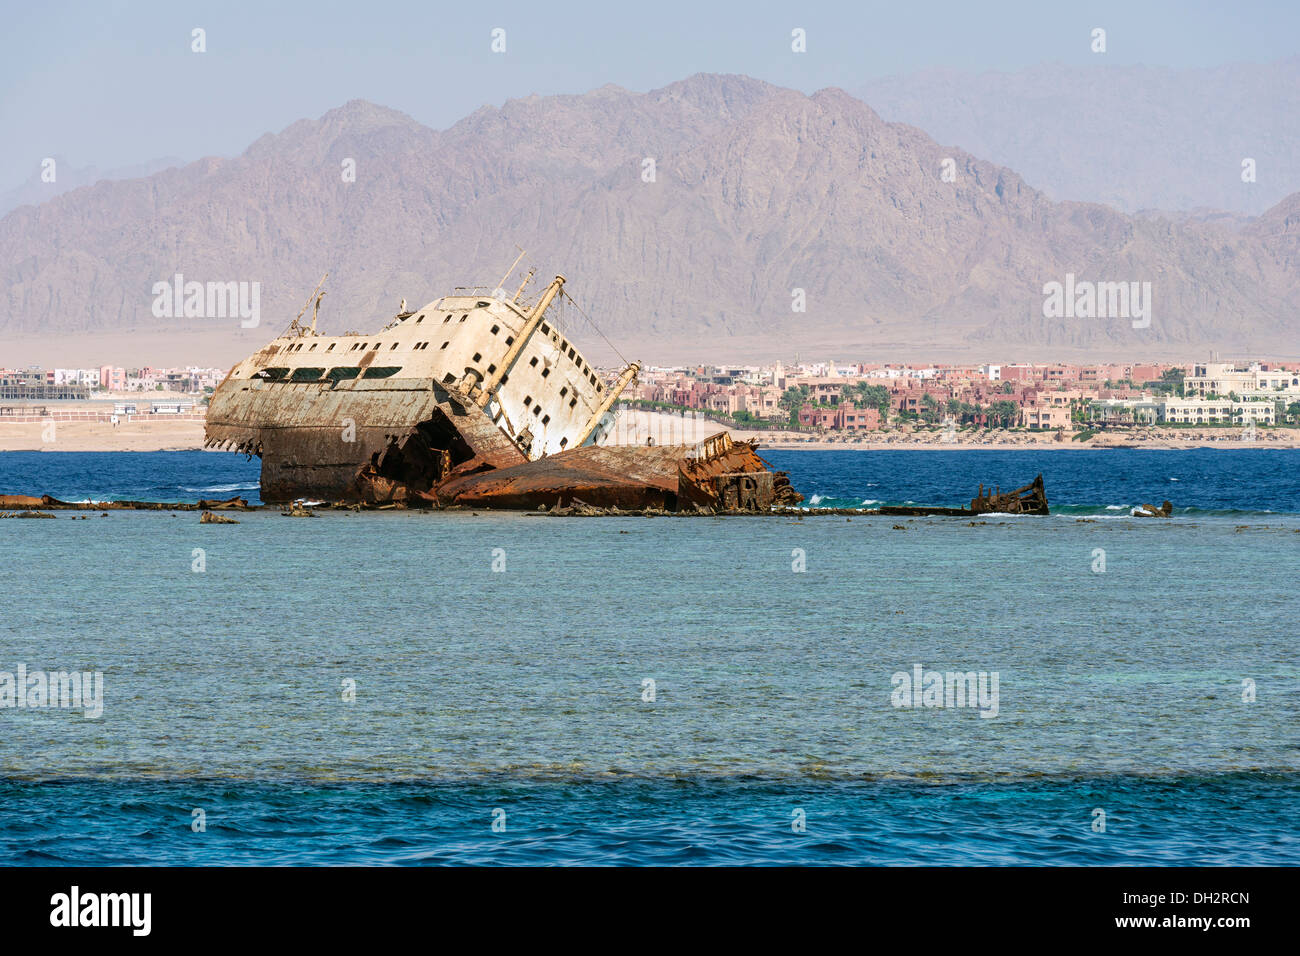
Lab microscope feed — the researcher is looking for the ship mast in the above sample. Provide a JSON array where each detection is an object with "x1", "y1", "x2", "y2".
[
  {"x1": 494, "y1": 248, "x2": 528, "y2": 295},
  {"x1": 286, "y1": 273, "x2": 328, "y2": 337},
  {"x1": 512, "y1": 268, "x2": 536, "y2": 303},
  {"x1": 476, "y1": 274, "x2": 566, "y2": 408},
  {"x1": 309, "y1": 291, "x2": 326, "y2": 333},
  {"x1": 574, "y1": 361, "x2": 641, "y2": 447}
]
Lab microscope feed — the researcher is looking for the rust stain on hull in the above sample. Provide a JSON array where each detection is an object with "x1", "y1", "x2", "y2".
[
  {"x1": 206, "y1": 380, "x2": 526, "y2": 504},
  {"x1": 435, "y1": 433, "x2": 803, "y2": 512}
]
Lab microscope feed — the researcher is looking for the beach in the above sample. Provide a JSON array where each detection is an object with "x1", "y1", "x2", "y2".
[{"x1": 0, "y1": 418, "x2": 204, "y2": 452}]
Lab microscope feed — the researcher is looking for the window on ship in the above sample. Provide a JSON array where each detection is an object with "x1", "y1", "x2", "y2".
[
  {"x1": 362, "y1": 366, "x2": 401, "y2": 380},
  {"x1": 326, "y1": 367, "x2": 360, "y2": 381},
  {"x1": 290, "y1": 367, "x2": 326, "y2": 382}
]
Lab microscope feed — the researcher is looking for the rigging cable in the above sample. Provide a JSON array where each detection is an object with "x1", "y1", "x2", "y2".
[{"x1": 560, "y1": 289, "x2": 630, "y2": 368}]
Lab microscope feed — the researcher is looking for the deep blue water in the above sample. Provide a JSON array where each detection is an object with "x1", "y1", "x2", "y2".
[
  {"x1": 1, "y1": 448, "x2": 1298, "y2": 865},
  {"x1": 0, "y1": 450, "x2": 264, "y2": 504},
  {"x1": 768, "y1": 447, "x2": 1300, "y2": 515},
  {"x1": 2, "y1": 774, "x2": 1295, "y2": 866}
]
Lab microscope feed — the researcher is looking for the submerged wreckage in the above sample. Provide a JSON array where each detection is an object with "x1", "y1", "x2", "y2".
[
  {"x1": 878, "y1": 475, "x2": 1051, "y2": 517},
  {"x1": 205, "y1": 261, "x2": 802, "y2": 512}
]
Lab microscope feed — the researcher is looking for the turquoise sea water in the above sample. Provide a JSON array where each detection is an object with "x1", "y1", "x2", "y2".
[{"x1": 1, "y1": 449, "x2": 1297, "y2": 864}]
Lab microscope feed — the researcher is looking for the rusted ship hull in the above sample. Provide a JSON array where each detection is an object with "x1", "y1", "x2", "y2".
[
  {"x1": 435, "y1": 434, "x2": 801, "y2": 512},
  {"x1": 206, "y1": 378, "x2": 527, "y2": 503}
]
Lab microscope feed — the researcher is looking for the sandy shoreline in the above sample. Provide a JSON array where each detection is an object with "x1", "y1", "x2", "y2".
[
  {"x1": 0, "y1": 419, "x2": 208, "y2": 452},
  {"x1": 3, "y1": 417, "x2": 1298, "y2": 453}
]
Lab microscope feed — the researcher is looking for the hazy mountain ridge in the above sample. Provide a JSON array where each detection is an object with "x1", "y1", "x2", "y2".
[
  {"x1": 0, "y1": 156, "x2": 186, "y2": 218},
  {"x1": 1, "y1": 72, "x2": 1297, "y2": 360},
  {"x1": 857, "y1": 58, "x2": 1300, "y2": 216}
]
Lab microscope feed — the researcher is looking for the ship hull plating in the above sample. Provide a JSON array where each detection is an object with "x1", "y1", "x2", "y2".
[{"x1": 206, "y1": 378, "x2": 527, "y2": 504}]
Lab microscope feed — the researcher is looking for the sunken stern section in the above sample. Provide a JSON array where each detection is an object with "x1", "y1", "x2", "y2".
[{"x1": 206, "y1": 264, "x2": 800, "y2": 510}]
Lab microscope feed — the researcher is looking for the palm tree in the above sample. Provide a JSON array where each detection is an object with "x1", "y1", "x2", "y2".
[
  {"x1": 921, "y1": 393, "x2": 939, "y2": 425},
  {"x1": 990, "y1": 400, "x2": 1019, "y2": 428}
]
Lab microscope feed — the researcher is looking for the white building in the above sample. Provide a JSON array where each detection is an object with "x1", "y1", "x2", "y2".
[
  {"x1": 1089, "y1": 396, "x2": 1278, "y2": 426},
  {"x1": 1159, "y1": 397, "x2": 1276, "y2": 425},
  {"x1": 1185, "y1": 362, "x2": 1300, "y2": 399},
  {"x1": 52, "y1": 368, "x2": 101, "y2": 387},
  {"x1": 1088, "y1": 397, "x2": 1160, "y2": 423}
]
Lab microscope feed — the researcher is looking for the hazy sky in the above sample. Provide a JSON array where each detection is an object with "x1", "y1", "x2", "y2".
[{"x1": 2, "y1": 0, "x2": 1298, "y2": 189}]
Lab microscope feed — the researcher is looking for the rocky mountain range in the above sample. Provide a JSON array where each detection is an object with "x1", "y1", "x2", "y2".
[{"x1": 2, "y1": 72, "x2": 1298, "y2": 363}]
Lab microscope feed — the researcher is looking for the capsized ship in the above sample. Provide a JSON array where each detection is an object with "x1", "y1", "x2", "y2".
[{"x1": 205, "y1": 262, "x2": 801, "y2": 511}]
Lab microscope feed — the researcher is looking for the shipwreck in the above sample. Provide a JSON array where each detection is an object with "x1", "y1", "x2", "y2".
[
  {"x1": 205, "y1": 259, "x2": 802, "y2": 512},
  {"x1": 875, "y1": 475, "x2": 1051, "y2": 517}
]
